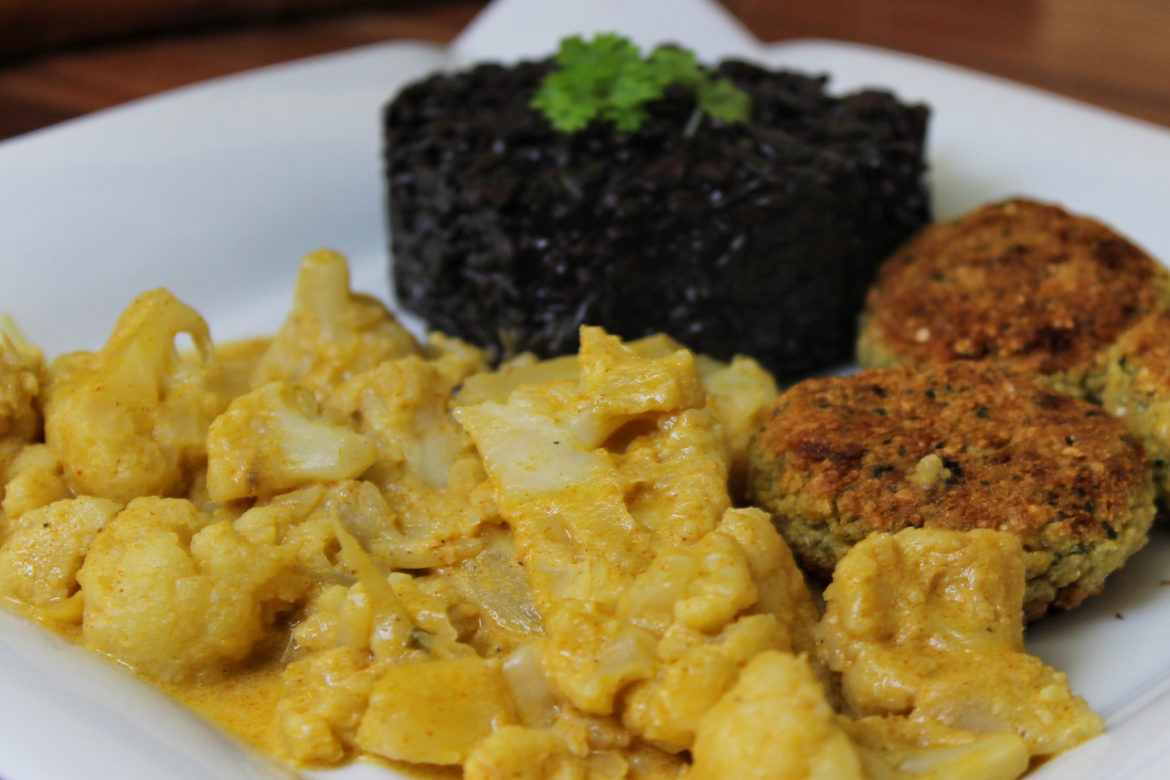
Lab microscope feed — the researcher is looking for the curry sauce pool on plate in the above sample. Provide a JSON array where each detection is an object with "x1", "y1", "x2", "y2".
[
  {"x1": 857, "y1": 198, "x2": 1170, "y2": 396},
  {"x1": 0, "y1": 250, "x2": 1108, "y2": 778},
  {"x1": 748, "y1": 360, "x2": 1156, "y2": 620}
]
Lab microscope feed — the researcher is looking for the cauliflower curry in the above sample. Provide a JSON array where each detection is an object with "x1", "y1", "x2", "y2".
[{"x1": 0, "y1": 250, "x2": 1101, "y2": 778}]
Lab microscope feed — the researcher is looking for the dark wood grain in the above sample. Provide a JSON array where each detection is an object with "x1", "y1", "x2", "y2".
[
  {"x1": 720, "y1": 0, "x2": 1170, "y2": 130},
  {"x1": 2, "y1": 0, "x2": 1170, "y2": 141},
  {"x1": 0, "y1": 2, "x2": 483, "y2": 139}
]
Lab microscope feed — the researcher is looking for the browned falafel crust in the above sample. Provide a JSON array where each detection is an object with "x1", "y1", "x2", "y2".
[
  {"x1": 857, "y1": 199, "x2": 1170, "y2": 394},
  {"x1": 748, "y1": 361, "x2": 1156, "y2": 620},
  {"x1": 1091, "y1": 309, "x2": 1170, "y2": 508}
]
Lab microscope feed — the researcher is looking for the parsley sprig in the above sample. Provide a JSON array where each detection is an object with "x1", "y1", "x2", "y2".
[{"x1": 531, "y1": 34, "x2": 751, "y2": 134}]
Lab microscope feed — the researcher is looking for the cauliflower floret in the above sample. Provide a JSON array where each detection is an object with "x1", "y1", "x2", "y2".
[
  {"x1": 206, "y1": 381, "x2": 377, "y2": 503},
  {"x1": 454, "y1": 330, "x2": 777, "y2": 500},
  {"x1": 0, "y1": 317, "x2": 44, "y2": 499},
  {"x1": 0, "y1": 316, "x2": 42, "y2": 442},
  {"x1": 43, "y1": 289, "x2": 246, "y2": 503},
  {"x1": 326, "y1": 354, "x2": 497, "y2": 563},
  {"x1": 213, "y1": 337, "x2": 272, "y2": 379},
  {"x1": 462, "y1": 328, "x2": 709, "y2": 453},
  {"x1": 618, "y1": 518, "x2": 757, "y2": 637},
  {"x1": 0, "y1": 496, "x2": 119, "y2": 619},
  {"x1": 616, "y1": 409, "x2": 731, "y2": 548},
  {"x1": 283, "y1": 517, "x2": 520, "y2": 767},
  {"x1": 499, "y1": 639, "x2": 657, "y2": 765},
  {"x1": 458, "y1": 328, "x2": 822, "y2": 758},
  {"x1": 616, "y1": 510, "x2": 821, "y2": 753},
  {"x1": 265, "y1": 479, "x2": 483, "y2": 584},
  {"x1": 817, "y1": 528, "x2": 1103, "y2": 758},
  {"x1": 277, "y1": 647, "x2": 379, "y2": 765},
  {"x1": 327, "y1": 355, "x2": 473, "y2": 489},
  {"x1": 454, "y1": 351, "x2": 579, "y2": 408},
  {"x1": 693, "y1": 353, "x2": 779, "y2": 495},
  {"x1": 274, "y1": 577, "x2": 404, "y2": 766},
  {"x1": 422, "y1": 331, "x2": 490, "y2": 387},
  {"x1": 568, "y1": 327, "x2": 708, "y2": 448},
  {"x1": 275, "y1": 519, "x2": 480, "y2": 765},
  {"x1": 541, "y1": 605, "x2": 660, "y2": 715},
  {"x1": 290, "y1": 513, "x2": 473, "y2": 663},
  {"x1": 716, "y1": 507, "x2": 821, "y2": 660},
  {"x1": 690, "y1": 651, "x2": 864, "y2": 780},
  {"x1": 620, "y1": 614, "x2": 789, "y2": 753},
  {"x1": 453, "y1": 335, "x2": 723, "y2": 615},
  {"x1": 292, "y1": 572, "x2": 469, "y2": 665},
  {"x1": 457, "y1": 396, "x2": 656, "y2": 613},
  {"x1": 491, "y1": 642, "x2": 681, "y2": 775},
  {"x1": 1, "y1": 444, "x2": 70, "y2": 526},
  {"x1": 77, "y1": 497, "x2": 304, "y2": 679},
  {"x1": 252, "y1": 249, "x2": 419, "y2": 400}
]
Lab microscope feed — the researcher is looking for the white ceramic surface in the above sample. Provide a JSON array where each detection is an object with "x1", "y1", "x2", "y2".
[{"x1": 3, "y1": 0, "x2": 1170, "y2": 777}]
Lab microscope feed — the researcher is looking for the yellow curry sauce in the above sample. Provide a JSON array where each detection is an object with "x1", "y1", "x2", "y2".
[{"x1": 0, "y1": 249, "x2": 1102, "y2": 778}]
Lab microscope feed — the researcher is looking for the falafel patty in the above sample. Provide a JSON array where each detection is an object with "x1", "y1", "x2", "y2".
[
  {"x1": 748, "y1": 361, "x2": 1155, "y2": 620},
  {"x1": 857, "y1": 199, "x2": 1170, "y2": 396},
  {"x1": 1090, "y1": 310, "x2": 1170, "y2": 510}
]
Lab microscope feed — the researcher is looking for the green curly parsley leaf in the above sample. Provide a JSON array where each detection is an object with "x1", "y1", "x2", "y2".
[
  {"x1": 696, "y1": 75, "x2": 752, "y2": 123},
  {"x1": 531, "y1": 34, "x2": 658, "y2": 132},
  {"x1": 646, "y1": 47, "x2": 702, "y2": 87},
  {"x1": 649, "y1": 46, "x2": 750, "y2": 125},
  {"x1": 531, "y1": 34, "x2": 751, "y2": 134}
]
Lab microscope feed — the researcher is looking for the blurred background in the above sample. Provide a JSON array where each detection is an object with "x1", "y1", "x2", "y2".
[{"x1": 2, "y1": 0, "x2": 1170, "y2": 140}]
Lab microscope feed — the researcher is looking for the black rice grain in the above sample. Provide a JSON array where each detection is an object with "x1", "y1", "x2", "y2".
[{"x1": 385, "y1": 58, "x2": 931, "y2": 382}]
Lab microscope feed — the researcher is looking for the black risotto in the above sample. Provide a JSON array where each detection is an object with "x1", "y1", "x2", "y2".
[{"x1": 384, "y1": 58, "x2": 931, "y2": 382}]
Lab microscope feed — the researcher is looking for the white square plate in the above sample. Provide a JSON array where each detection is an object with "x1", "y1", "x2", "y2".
[{"x1": 3, "y1": 0, "x2": 1170, "y2": 777}]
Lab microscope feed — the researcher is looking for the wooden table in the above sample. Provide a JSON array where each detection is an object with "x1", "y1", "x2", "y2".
[{"x1": 3, "y1": 0, "x2": 1170, "y2": 141}]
